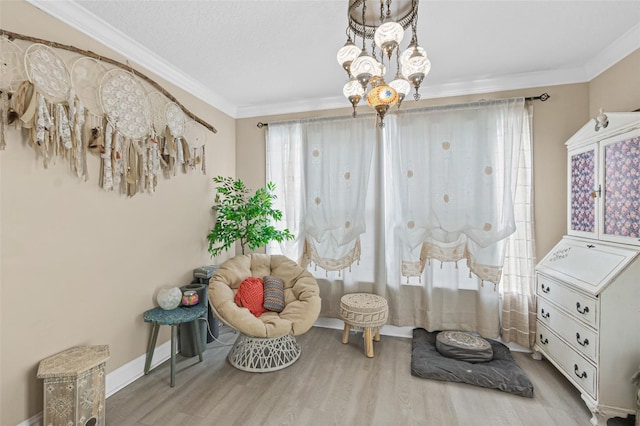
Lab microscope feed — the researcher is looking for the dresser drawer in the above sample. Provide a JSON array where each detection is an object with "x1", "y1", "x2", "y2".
[
  {"x1": 536, "y1": 322, "x2": 597, "y2": 399},
  {"x1": 537, "y1": 275, "x2": 598, "y2": 327},
  {"x1": 537, "y1": 300, "x2": 598, "y2": 362}
]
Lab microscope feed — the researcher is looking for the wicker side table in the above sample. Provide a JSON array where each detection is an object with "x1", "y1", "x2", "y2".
[
  {"x1": 340, "y1": 293, "x2": 388, "y2": 358},
  {"x1": 37, "y1": 345, "x2": 110, "y2": 426}
]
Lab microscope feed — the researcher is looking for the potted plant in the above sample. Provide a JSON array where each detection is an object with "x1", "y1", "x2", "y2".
[{"x1": 207, "y1": 176, "x2": 294, "y2": 257}]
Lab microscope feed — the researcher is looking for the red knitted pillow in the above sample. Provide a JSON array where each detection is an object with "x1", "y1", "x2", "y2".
[{"x1": 234, "y1": 277, "x2": 266, "y2": 317}]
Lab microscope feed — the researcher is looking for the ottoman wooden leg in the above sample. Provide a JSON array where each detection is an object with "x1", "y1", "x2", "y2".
[
  {"x1": 374, "y1": 327, "x2": 381, "y2": 342},
  {"x1": 364, "y1": 327, "x2": 374, "y2": 358},
  {"x1": 342, "y1": 323, "x2": 351, "y2": 344}
]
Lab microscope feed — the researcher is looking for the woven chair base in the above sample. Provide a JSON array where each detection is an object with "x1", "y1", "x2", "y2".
[{"x1": 227, "y1": 334, "x2": 301, "y2": 373}]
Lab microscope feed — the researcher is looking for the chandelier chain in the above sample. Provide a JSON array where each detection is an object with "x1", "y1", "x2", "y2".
[
  {"x1": 361, "y1": 0, "x2": 367, "y2": 50},
  {"x1": 410, "y1": 0, "x2": 418, "y2": 42},
  {"x1": 371, "y1": 38, "x2": 377, "y2": 61}
]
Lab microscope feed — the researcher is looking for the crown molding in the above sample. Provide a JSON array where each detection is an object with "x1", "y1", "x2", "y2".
[
  {"x1": 236, "y1": 66, "x2": 589, "y2": 118},
  {"x1": 26, "y1": 0, "x2": 640, "y2": 120},
  {"x1": 235, "y1": 96, "x2": 352, "y2": 119},
  {"x1": 25, "y1": 0, "x2": 237, "y2": 118},
  {"x1": 584, "y1": 22, "x2": 640, "y2": 80}
]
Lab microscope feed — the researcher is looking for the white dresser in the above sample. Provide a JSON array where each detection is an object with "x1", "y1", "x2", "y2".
[
  {"x1": 535, "y1": 236, "x2": 640, "y2": 425},
  {"x1": 535, "y1": 112, "x2": 640, "y2": 425}
]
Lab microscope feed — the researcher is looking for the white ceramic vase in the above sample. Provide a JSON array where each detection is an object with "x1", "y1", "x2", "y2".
[{"x1": 157, "y1": 287, "x2": 182, "y2": 310}]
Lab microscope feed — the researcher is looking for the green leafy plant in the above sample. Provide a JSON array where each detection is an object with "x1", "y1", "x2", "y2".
[{"x1": 207, "y1": 176, "x2": 294, "y2": 257}]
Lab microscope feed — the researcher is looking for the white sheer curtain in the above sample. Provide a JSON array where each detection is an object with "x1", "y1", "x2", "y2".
[
  {"x1": 500, "y1": 104, "x2": 537, "y2": 348},
  {"x1": 383, "y1": 98, "x2": 525, "y2": 336},
  {"x1": 384, "y1": 98, "x2": 524, "y2": 284},
  {"x1": 266, "y1": 99, "x2": 535, "y2": 339},
  {"x1": 266, "y1": 116, "x2": 376, "y2": 271}
]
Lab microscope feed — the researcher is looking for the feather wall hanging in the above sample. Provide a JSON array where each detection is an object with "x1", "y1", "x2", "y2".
[{"x1": 71, "y1": 56, "x2": 107, "y2": 178}]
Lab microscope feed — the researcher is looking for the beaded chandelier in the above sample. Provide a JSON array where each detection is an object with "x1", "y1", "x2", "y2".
[{"x1": 337, "y1": 0, "x2": 431, "y2": 126}]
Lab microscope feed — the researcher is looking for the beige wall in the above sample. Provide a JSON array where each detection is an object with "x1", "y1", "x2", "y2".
[
  {"x1": 589, "y1": 48, "x2": 640, "y2": 117},
  {"x1": 0, "y1": 2, "x2": 236, "y2": 425}
]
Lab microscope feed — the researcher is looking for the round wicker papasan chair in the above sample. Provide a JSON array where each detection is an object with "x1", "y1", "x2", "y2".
[{"x1": 208, "y1": 253, "x2": 321, "y2": 372}]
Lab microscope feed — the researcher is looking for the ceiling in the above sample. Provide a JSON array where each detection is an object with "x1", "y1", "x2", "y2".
[{"x1": 28, "y1": 1, "x2": 640, "y2": 119}]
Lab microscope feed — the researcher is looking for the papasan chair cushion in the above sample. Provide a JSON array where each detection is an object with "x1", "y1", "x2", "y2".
[
  {"x1": 209, "y1": 253, "x2": 321, "y2": 339},
  {"x1": 208, "y1": 253, "x2": 321, "y2": 372}
]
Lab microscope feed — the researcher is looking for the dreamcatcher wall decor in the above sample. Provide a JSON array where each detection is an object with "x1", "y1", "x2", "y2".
[
  {"x1": 184, "y1": 120, "x2": 208, "y2": 175},
  {"x1": 148, "y1": 91, "x2": 169, "y2": 136},
  {"x1": 23, "y1": 42, "x2": 83, "y2": 174},
  {"x1": 100, "y1": 68, "x2": 152, "y2": 195},
  {"x1": 164, "y1": 102, "x2": 187, "y2": 176},
  {"x1": 71, "y1": 57, "x2": 107, "y2": 178},
  {"x1": 166, "y1": 105, "x2": 207, "y2": 176},
  {"x1": 0, "y1": 36, "x2": 26, "y2": 149},
  {"x1": 0, "y1": 29, "x2": 216, "y2": 197}
]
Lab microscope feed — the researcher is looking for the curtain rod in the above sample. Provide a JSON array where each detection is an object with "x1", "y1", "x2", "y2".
[
  {"x1": 526, "y1": 93, "x2": 550, "y2": 102},
  {"x1": 256, "y1": 93, "x2": 550, "y2": 128}
]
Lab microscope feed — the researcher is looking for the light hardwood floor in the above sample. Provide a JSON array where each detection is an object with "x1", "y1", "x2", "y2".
[{"x1": 106, "y1": 326, "x2": 635, "y2": 426}]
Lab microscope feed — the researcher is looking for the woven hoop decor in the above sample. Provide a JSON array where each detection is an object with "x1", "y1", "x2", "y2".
[{"x1": 227, "y1": 334, "x2": 301, "y2": 373}]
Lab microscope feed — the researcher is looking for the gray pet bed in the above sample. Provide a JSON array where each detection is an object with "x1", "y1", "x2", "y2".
[{"x1": 411, "y1": 328, "x2": 534, "y2": 398}]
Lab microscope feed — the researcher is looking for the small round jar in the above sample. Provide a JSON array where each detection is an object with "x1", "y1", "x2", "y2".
[{"x1": 181, "y1": 290, "x2": 199, "y2": 307}]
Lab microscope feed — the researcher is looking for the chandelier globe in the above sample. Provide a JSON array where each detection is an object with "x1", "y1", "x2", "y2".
[
  {"x1": 374, "y1": 18, "x2": 404, "y2": 59},
  {"x1": 366, "y1": 76, "x2": 399, "y2": 124},
  {"x1": 350, "y1": 50, "x2": 380, "y2": 91},
  {"x1": 343, "y1": 77, "x2": 365, "y2": 117},
  {"x1": 389, "y1": 71, "x2": 411, "y2": 107},
  {"x1": 337, "y1": 37, "x2": 362, "y2": 75}
]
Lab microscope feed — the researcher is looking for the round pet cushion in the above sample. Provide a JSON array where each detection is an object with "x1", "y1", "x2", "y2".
[{"x1": 435, "y1": 331, "x2": 493, "y2": 363}]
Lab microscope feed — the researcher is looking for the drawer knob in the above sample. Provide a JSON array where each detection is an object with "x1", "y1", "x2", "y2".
[
  {"x1": 575, "y1": 333, "x2": 589, "y2": 347},
  {"x1": 574, "y1": 364, "x2": 588, "y2": 379},
  {"x1": 539, "y1": 334, "x2": 548, "y2": 345},
  {"x1": 576, "y1": 302, "x2": 590, "y2": 315},
  {"x1": 541, "y1": 308, "x2": 550, "y2": 319},
  {"x1": 541, "y1": 284, "x2": 550, "y2": 294}
]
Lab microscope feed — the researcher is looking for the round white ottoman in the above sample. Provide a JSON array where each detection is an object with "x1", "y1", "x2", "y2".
[{"x1": 340, "y1": 293, "x2": 389, "y2": 358}]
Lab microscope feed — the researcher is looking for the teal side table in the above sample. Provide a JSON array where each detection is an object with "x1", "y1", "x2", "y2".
[{"x1": 143, "y1": 304, "x2": 207, "y2": 387}]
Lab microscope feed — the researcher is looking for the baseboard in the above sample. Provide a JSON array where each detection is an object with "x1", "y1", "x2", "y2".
[
  {"x1": 313, "y1": 317, "x2": 531, "y2": 353},
  {"x1": 18, "y1": 340, "x2": 172, "y2": 426},
  {"x1": 313, "y1": 317, "x2": 415, "y2": 338},
  {"x1": 16, "y1": 413, "x2": 41, "y2": 426},
  {"x1": 105, "y1": 340, "x2": 172, "y2": 397}
]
